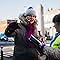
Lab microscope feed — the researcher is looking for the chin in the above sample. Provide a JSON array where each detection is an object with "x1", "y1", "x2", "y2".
[
  {"x1": 30, "y1": 22, "x2": 34, "y2": 24},
  {"x1": 30, "y1": 21, "x2": 34, "y2": 24}
]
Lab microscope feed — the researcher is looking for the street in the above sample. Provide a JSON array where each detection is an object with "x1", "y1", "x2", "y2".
[
  {"x1": 0, "y1": 40, "x2": 50, "y2": 60},
  {"x1": 0, "y1": 42, "x2": 14, "y2": 60}
]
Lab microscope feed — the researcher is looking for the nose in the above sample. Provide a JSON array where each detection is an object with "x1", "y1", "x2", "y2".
[
  {"x1": 53, "y1": 25, "x2": 56, "y2": 28},
  {"x1": 53, "y1": 25, "x2": 55, "y2": 27},
  {"x1": 29, "y1": 16, "x2": 33, "y2": 20}
]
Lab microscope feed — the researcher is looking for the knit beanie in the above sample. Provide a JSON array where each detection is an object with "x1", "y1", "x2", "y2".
[{"x1": 25, "y1": 7, "x2": 36, "y2": 17}]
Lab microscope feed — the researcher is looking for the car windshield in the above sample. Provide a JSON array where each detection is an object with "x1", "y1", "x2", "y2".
[
  {"x1": 0, "y1": 32, "x2": 14, "y2": 42},
  {"x1": 0, "y1": 32, "x2": 5, "y2": 38}
]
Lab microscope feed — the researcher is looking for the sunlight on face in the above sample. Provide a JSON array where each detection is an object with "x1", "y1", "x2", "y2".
[{"x1": 26, "y1": 15, "x2": 36, "y2": 24}]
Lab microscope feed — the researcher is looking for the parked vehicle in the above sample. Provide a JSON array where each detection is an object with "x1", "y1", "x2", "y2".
[{"x1": 0, "y1": 32, "x2": 14, "y2": 42}]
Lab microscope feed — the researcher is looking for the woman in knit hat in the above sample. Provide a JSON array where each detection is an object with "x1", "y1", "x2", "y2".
[{"x1": 5, "y1": 7, "x2": 40, "y2": 60}]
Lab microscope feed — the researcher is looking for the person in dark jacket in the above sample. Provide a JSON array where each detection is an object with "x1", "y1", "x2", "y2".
[
  {"x1": 43, "y1": 14, "x2": 60, "y2": 60},
  {"x1": 31, "y1": 14, "x2": 60, "y2": 60},
  {"x1": 5, "y1": 7, "x2": 40, "y2": 60}
]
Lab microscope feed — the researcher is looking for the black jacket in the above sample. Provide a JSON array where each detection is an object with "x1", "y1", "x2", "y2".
[{"x1": 5, "y1": 22, "x2": 38, "y2": 60}]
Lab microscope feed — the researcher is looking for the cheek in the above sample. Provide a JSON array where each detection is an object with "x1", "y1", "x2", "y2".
[{"x1": 34, "y1": 18, "x2": 36, "y2": 20}]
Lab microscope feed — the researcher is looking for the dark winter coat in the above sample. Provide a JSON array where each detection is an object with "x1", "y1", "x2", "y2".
[
  {"x1": 5, "y1": 22, "x2": 39, "y2": 60},
  {"x1": 43, "y1": 45, "x2": 60, "y2": 60}
]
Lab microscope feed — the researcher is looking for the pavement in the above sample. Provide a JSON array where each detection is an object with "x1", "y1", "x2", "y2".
[
  {"x1": 1, "y1": 56, "x2": 13, "y2": 60},
  {"x1": 0, "y1": 41, "x2": 14, "y2": 46},
  {"x1": 0, "y1": 42, "x2": 14, "y2": 60},
  {"x1": 0, "y1": 40, "x2": 50, "y2": 60}
]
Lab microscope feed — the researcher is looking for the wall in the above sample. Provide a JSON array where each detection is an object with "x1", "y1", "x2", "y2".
[{"x1": 0, "y1": 20, "x2": 7, "y2": 32}]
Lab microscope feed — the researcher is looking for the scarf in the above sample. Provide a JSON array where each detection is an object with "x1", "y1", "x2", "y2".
[
  {"x1": 25, "y1": 23, "x2": 36, "y2": 48},
  {"x1": 25, "y1": 23, "x2": 35, "y2": 38}
]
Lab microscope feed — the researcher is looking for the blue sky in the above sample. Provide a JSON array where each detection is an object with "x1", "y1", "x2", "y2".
[{"x1": 0, "y1": 0, "x2": 60, "y2": 19}]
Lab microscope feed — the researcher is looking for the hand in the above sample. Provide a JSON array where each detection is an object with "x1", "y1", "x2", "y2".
[{"x1": 28, "y1": 34, "x2": 45, "y2": 55}]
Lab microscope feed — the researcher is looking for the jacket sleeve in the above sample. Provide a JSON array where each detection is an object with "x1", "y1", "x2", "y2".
[
  {"x1": 4, "y1": 22, "x2": 19, "y2": 37},
  {"x1": 43, "y1": 45, "x2": 60, "y2": 60}
]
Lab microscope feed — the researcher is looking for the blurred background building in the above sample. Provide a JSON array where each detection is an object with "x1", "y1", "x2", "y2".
[
  {"x1": 44, "y1": 8, "x2": 60, "y2": 36},
  {"x1": 0, "y1": 20, "x2": 7, "y2": 32},
  {"x1": 36, "y1": 4, "x2": 60, "y2": 36},
  {"x1": 0, "y1": 5, "x2": 60, "y2": 37},
  {"x1": 0, "y1": 19, "x2": 17, "y2": 32}
]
